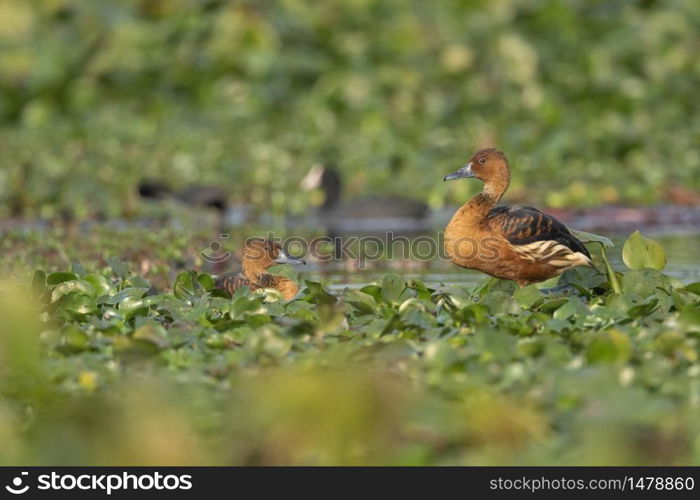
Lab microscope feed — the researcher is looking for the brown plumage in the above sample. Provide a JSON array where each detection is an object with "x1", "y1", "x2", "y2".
[
  {"x1": 215, "y1": 238, "x2": 305, "y2": 300},
  {"x1": 443, "y1": 148, "x2": 592, "y2": 287}
]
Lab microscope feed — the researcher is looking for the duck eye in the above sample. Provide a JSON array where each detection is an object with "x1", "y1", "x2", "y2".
[{"x1": 478, "y1": 158, "x2": 486, "y2": 164}]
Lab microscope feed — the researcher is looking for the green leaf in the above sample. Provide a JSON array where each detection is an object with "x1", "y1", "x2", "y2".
[
  {"x1": 344, "y1": 290, "x2": 377, "y2": 315},
  {"x1": 108, "y1": 257, "x2": 130, "y2": 279},
  {"x1": 552, "y1": 297, "x2": 589, "y2": 320},
  {"x1": 600, "y1": 246, "x2": 622, "y2": 294},
  {"x1": 113, "y1": 336, "x2": 161, "y2": 361},
  {"x1": 381, "y1": 273, "x2": 405, "y2": 304},
  {"x1": 571, "y1": 229, "x2": 614, "y2": 248},
  {"x1": 58, "y1": 325, "x2": 90, "y2": 353},
  {"x1": 302, "y1": 280, "x2": 337, "y2": 305},
  {"x1": 513, "y1": 285, "x2": 544, "y2": 308},
  {"x1": 622, "y1": 230, "x2": 666, "y2": 270},
  {"x1": 621, "y1": 269, "x2": 671, "y2": 298},
  {"x1": 32, "y1": 270, "x2": 47, "y2": 295},
  {"x1": 101, "y1": 287, "x2": 149, "y2": 305},
  {"x1": 47, "y1": 271, "x2": 78, "y2": 285},
  {"x1": 132, "y1": 322, "x2": 169, "y2": 349},
  {"x1": 56, "y1": 292, "x2": 96, "y2": 317},
  {"x1": 197, "y1": 273, "x2": 215, "y2": 292},
  {"x1": 586, "y1": 329, "x2": 631, "y2": 364},
  {"x1": 51, "y1": 280, "x2": 96, "y2": 302},
  {"x1": 173, "y1": 271, "x2": 204, "y2": 300}
]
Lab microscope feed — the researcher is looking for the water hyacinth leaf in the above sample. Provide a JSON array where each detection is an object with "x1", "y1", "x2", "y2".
[
  {"x1": 559, "y1": 266, "x2": 606, "y2": 289},
  {"x1": 513, "y1": 285, "x2": 544, "y2": 308},
  {"x1": 47, "y1": 271, "x2": 78, "y2": 285},
  {"x1": 570, "y1": 229, "x2": 614, "y2": 248},
  {"x1": 56, "y1": 292, "x2": 96, "y2": 317},
  {"x1": 85, "y1": 273, "x2": 113, "y2": 297},
  {"x1": 108, "y1": 257, "x2": 130, "y2": 279},
  {"x1": 622, "y1": 230, "x2": 666, "y2": 271},
  {"x1": 538, "y1": 297, "x2": 569, "y2": 313},
  {"x1": 230, "y1": 296, "x2": 267, "y2": 318},
  {"x1": 600, "y1": 245, "x2": 622, "y2": 295},
  {"x1": 58, "y1": 324, "x2": 90, "y2": 353},
  {"x1": 118, "y1": 296, "x2": 148, "y2": 320},
  {"x1": 197, "y1": 273, "x2": 215, "y2": 292},
  {"x1": 627, "y1": 298, "x2": 659, "y2": 319},
  {"x1": 132, "y1": 323, "x2": 169, "y2": 349},
  {"x1": 360, "y1": 284, "x2": 383, "y2": 302},
  {"x1": 381, "y1": 273, "x2": 405, "y2": 304},
  {"x1": 51, "y1": 280, "x2": 96, "y2": 303},
  {"x1": 31, "y1": 270, "x2": 47, "y2": 295},
  {"x1": 586, "y1": 329, "x2": 631, "y2": 364},
  {"x1": 101, "y1": 287, "x2": 149, "y2": 305},
  {"x1": 302, "y1": 280, "x2": 337, "y2": 305},
  {"x1": 407, "y1": 279, "x2": 433, "y2": 301},
  {"x1": 553, "y1": 297, "x2": 589, "y2": 320},
  {"x1": 173, "y1": 270, "x2": 203, "y2": 300},
  {"x1": 112, "y1": 336, "x2": 161, "y2": 361},
  {"x1": 128, "y1": 275, "x2": 152, "y2": 289},
  {"x1": 679, "y1": 305, "x2": 700, "y2": 331},
  {"x1": 482, "y1": 291, "x2": 520, "y2": 315},
  {"x1": 684, "y1": 283, "x2": 700, "y2": 296},
  {"x1": 458, "y1": 303, "x2": 489, "y2": 324},
  {"x1": 343, "y1": 290, "x2": 377, "y2": 315},
  {"x1": 621, "y1": 269, "x2": 670, "y2": 298}
]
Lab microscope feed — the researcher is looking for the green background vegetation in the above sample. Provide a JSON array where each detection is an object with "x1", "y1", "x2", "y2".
[
  {"x1": 2, "y1": 0, "x2": 700, "y2": 219},
  {"x1": 1, "y1": 1, "x2": 700, "y2": 466},
  {"x1": 1, "y1": 232, "x2": 700, "y2": 465}
]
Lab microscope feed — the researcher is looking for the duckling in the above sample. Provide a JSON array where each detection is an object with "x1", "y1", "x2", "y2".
[
  {"x1": 443, "y1": 148, "x2": 592, "y2": 287},
  {"x1": 215, "y1": 238, "x2": 306, "y2": 300}
]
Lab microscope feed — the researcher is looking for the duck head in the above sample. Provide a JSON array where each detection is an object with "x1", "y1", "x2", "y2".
[
  {"x1": 444, "y1": 148, "x2": 509, "y2": 182},
  {"x1": 444, "y1": 148, "x2": 511, "y2": 202},
  {"x1": 241, "y1": 238, "x2": 306, "y2": 279}
]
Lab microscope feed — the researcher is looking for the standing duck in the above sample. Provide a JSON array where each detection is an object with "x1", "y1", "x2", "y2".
[
  {"x1": 215, "y1": 238, "x2": 305, "y2": 300},
  {"x1": 443, "y1": 148, "x2": 592, "y2": 287}
]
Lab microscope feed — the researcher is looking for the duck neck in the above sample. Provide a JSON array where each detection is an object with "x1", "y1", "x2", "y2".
[
  {"x1": 242, "y1": 260, "x2": 265, "y2": 282},
  {"x1": 468, "y1": 173, "x2": 510, "y2": 216}
]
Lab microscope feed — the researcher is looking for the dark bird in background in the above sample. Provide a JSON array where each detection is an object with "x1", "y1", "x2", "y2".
[
  {"x1": 300, "y1": 157, "x2": 429, "y2": 232},
  {"x1": 443, "y1": 148, "x2": 592, "y2": 287},
  {"x1": 138, "y1": 180, "x2": 229, "y2": 213},
  {"x1": 215, "y1": 238, "x2": 306, "y2": 301}
]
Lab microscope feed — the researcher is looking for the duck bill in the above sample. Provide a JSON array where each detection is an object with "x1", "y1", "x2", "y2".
[
  {"x1": 275, "y1": 250, "x2": 306, "y2": 266},
  {"x1": 444, "y1": 163, "x2": 474, "y2": 181}
]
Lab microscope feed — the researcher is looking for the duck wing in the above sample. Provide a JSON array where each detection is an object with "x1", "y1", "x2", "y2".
[
  {"x1": 486, "y1": 205, "x2": 592, "y2": 266},
  {"x1": 215, "y1": 272, "x2": 252, "y2": 295}
]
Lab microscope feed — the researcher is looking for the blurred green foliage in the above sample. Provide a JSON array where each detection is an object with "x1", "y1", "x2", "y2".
[
  {"x1": 1, "y1": 0, "x2": 700, "y2": 218},
  {"x1": 1, "y1": 240, "x2": 700, "y2": 465}
]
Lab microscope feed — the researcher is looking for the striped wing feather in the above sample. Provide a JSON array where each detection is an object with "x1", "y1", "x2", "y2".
[
  {"x1": 486, "y1": 205, "x2": 591, "y2": 267},
  {"x1": 215, "y1": 272, "x2": 252, "y2": 295}
]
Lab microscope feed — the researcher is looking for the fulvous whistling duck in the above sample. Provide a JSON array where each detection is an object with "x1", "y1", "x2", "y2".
[
  {"x1": 215, "y1": 238, "x2": 305, "y2": 300},
  {"x1": 443, "y1": 148, "x2": 592, "y2": 287}
]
